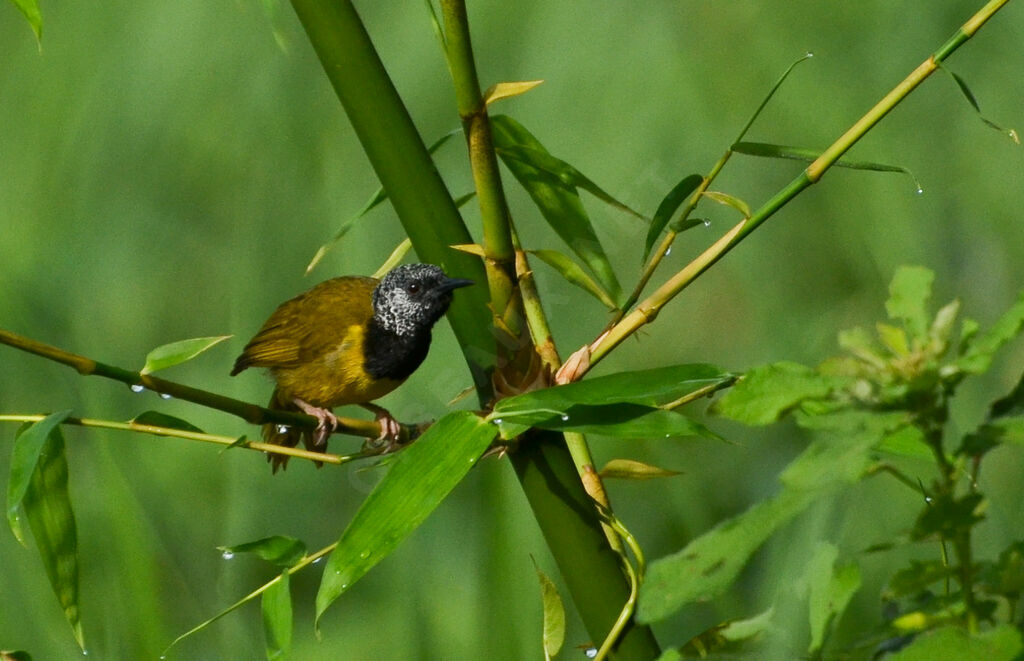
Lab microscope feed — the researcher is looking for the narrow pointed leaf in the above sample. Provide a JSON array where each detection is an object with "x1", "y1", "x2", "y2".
[
  {"x1": 372, "y1": 238, "x2": 412, "y2": 278},
  {"x1": 262, "y1": 571, "x2": 293, "y2": 661},
  {"x1": 599, "y1": 459, "x2": 681, "y2": 480},
  {"x1": 21, "y1": 425, "x2": 84, "y2": 650},
  {"x1": 219, "y1": 536, "x2": 307, "y2": 568},
  {"x1": 11, "y1": 0, "x2": 42, "y2": 42},
  {"x1": 944, "y1": 68, "x2": 1020, "y2": 144},
  {"x1": 141, "y1": 335, "x2": 232, "y2": 375},
  {"x1": 701, "y1": 191, "x2": 751, "y2": 219},
  {"x1": 130, "y1": 411, "x2": 205, "y2": 434},
  {"x1": 483, "y1": 80, "x2": 544, "y2": 106},
  {"x1": 499, "y1": 404, "x2": 718, "y2": 440},
  {"x1": 644, "y1": 174, "x2": 703, "y2": 261},
  {"x1": 490, "y1": 114, "x2": 623, "y2": 302},
  {"x1": 532, "y1": 559, "x2": 566, "y2": 660},
  {"x1": 529, "y1": 249, "x2": 617, "y2": 309},
  {"x1": 315, "y1": 412, "x2": 496, "y2": 626},
  {"x1": 8, "y1": 410, "x2": 72, "y2": 544},
  {"x1": 732, "y1": 141, "x2": 922, "y2": 189},
  {"x1": 305, "y1": 129, "x2": 462, "y2": 275},
  {"x1": 735, "y1": 52, "x2": 814, "y2": 141}
]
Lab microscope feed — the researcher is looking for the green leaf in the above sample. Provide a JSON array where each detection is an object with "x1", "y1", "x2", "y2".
[
  {"x1": 141, "y1": 335, "x2": 232, "y2": 374},
  {"x1": 483, "y1": 80, "x2": 545, "y2": 106},
  {"x1": 958, "y1": 289, "x2": 1024, "y2": 374},
  {"x1": 885, "y1": 560, "x2": 957, "y2": 599},
  {"x1": 305, "y1": 129, "x2": 462, "y2": 275},
  {"x1": 219, "y1": 536, "x2": 307, "y2": 568},
  {"x1": 734, "y1": 52, "x2": 814, "y2": 142},
  {"x1": 711, "y1": 362, "x2": 836, "y2": 425},
  {"x1": 315, "y1": 411, "x2": 496, "y2": 626},
  {"x1": 262, "y1": 571, "x2": 292, "y2": 661},
  {"x1": 885, "y1": 266, "x2": 934, "y2": 343},
  {"x1": 598, "y1": 459, "x2": 681, "y2": 480},
  {"x1": 731, "y1": 141, "x2": 921, "y2": 189},
  {"x1": 7, "y1": 411, "x2": 72, "y2": 544},
  {"x1": 528, "y1": 249, "x2": 618, "y2": 309},
  {"x1": 888, "y1": 624, "x2": 1022, "y2": 661},
  {"x1": 876, "y1": 322, "x2": 910, "y2": 356},
  {"x1": 980, "y1": 541, "x2": 1024, "y2": 599},
  {"x1": 876, "y1": 424, "x2": 932, "y2": 459},
  {"x1": 701, "y1": 190, "x2": 751, "y2": 218},
  {"x1": 19, "y1": 423, "x2": 84, "y2": 650},
  {"x1": 130, "y1": 411, "x2": 205, "y2": 434},
  {"x1": 532, "y1": 559, "x2": 565, "y2": 661},
  {"x1": 803, "y1": 543, "x2": 860, "y2": 654},
  {"x1": 943, "y1": 67, "x2": 1020, "y2": 144},
  {"x1": 643, "y1": 174, "x2": 703, "y2": 261},
  {"x1": 638, "y1": 487, "x2": 814, "y2": 623},
  {"x1": 10, "y1": 0, "x2": 42, "y2": 42},
  {"x1": 912, "y1": 492, "x2": 986, "y2": 541},
  {"x1": 371, "y1": 238, "x2": 413, "y2": 279},
  {"x1": 491, "y1": 114, "x2": 622, "y2": 303},
  {"x1": 495, "y1": 403, "x2": 717, "y2": 444}
]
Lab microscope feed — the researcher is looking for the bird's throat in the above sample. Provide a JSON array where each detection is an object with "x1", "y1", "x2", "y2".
[{"x1": 363, "y1": 318, "x2": 431, "y2": 381}]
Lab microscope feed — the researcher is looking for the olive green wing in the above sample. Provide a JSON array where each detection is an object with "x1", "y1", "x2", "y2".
[{"x1": 230, "y1": 276, "x2": 378, "y2": 375}]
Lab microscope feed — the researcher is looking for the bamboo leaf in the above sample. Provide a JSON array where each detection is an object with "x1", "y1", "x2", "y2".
[
  {"x1": 315, "y1": 411, "x2": 496, "y2": 627},
  {"x1": 130, "y1": 411, "x2": 205, "y2": 434},
  {"x1": 20, "y1": 424, "x2": 85, "y2": 650},
  {"x1": 490, "y1": 114, "x2": 623, "y2": 302},
  {"x1": 450, "y1": 243, "x2": 486, "y2": 257},
  {"x1": 732, "y1": 141, "x2": 922, "y2": 190},
  {"x1": 371, "y1": 238, "x2": 413, "y2": 278},
  {"x1": 494, "y1": 404, "x2": 718, "y2": 441},
  {"x1": 483, "y1": 80, "x2": 544, "y2": 106},
  {"x1": 140, "y1": 335, "x2": 232, "y2": 375},
  {"x1": 943, "y1": 67, "x2": 1020, "y2": 144},
  {"x1": 10, "y1": 0, "x2": 42, "y2": 43},
  {"x1": 7, "y1": 410, "x2": 71, "y2": 545},
  {"x1": 219, "y1": 536, "x2": 307, "y2": 568},
  {"x1": 701, "y1": 190, "x2": 751, "y2": 219},
  {"x1": 529, "y1": 249, "x2": 618, "y2": 310},
  {"x1": 734, "y1": 52, "x2": 814, "y2": 142},
  {"x1": 643, "y1": 174, "x2": 703, "y2": 261},
  {"x1": 531, "y1": 559, "x2": 566, "y2": 661},
  {"x1": 304, "y1": 129, "x2": 463, "y2": 275},
  {"x1": 599, "y1": 459, "x2": 681, "y2": 480},
  {"x1": 262, "y1": 571, "x2": 293, "y2": 661}
]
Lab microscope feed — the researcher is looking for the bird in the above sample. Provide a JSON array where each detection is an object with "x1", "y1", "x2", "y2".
[{"x1": 230, "y1": 263, "x2": 473, "y2": 472}]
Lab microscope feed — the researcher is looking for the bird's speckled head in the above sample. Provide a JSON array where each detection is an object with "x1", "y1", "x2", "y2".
[{"x1": 371, "y1": 264, "x2": 473, "y2": 336}]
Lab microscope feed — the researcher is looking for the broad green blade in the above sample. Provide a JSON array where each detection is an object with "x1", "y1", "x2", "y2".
[
  {"x1": 7, "y1": 410, "x2": 71, "y2": 544},
  {"x1": 130, "y1": 411, "x2": 205, "y2": 433},
  {"x1": 711, "y1": 362, "x2": 839, "y2": 425},
  {"x1": 219, "y1": 536, "x2": 307, "y2": 568},
  {"x1": 140, "y1": 335, "x2": 232, "y2": 375},
  {"x1": 262, "y1": 571, "x2": 293, "y2": 661},
  {"x1": 490, "y1": 114, "x2": 623, "y2": 303},
  {"x1": 529, "y1": 249, "x2": 617, "y2": 310},
  {"x1": 21, "y1": 425, "x2": 85, "y2": 650},
  {"x1": 11, "y1": 0, "x2": 42, "y2": 42},
  {"x1": 315, "y1": 411, "x2": 496, "y2": 626},
  {"x1": 803, "y1": 543, "x2": 860, "y2": 653},
  {"x1": 644, "y1": 174, "x2": 703, "y2": 261}
]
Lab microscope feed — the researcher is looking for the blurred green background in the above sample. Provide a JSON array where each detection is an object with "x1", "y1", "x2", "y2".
[{"x1": 2, "y1": 1, "x2": 1022, "y2": 658}]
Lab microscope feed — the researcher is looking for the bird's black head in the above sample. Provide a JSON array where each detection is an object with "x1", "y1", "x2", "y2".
[{"x1": 371, "y1": 264, "x2": 473, "y2": 336}]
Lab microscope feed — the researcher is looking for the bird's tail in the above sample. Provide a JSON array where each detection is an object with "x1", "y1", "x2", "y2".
[{"x1": 263, "y1": 388, "x2": 321, "y2": 473}]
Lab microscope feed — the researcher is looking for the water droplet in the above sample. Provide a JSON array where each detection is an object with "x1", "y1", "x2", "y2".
[
  {"x1": 664, "y1": 246, "x2": 672, "y2": 256},
  {"x1": 359, "y1": 550, "x2": 370, "y2": 559},
  {"x1": 276, "y1": 424, "x2": 290, "y2": 434},
  {"x1": 130, "y1": 384, "x2": 145, "y2": 393},
  {"x1": 560, "y1": 414, "x2": 570, "y2": 421},
  {"x1": 915, "y1": 187, "x2": 924, "y2": 195},
  {"x1": 805, "y1": 51, "x2": 814, "y2": 58},
  {"x1": 340, "y1": 583, "x2": 348, "y2": 590},
  {"x1": 313, "y1": 557, "x2": 322, "y2": 564},
  {"x1": 924, "y1": 496, "x2": 933, "y2": 504},
  {"x1": 159, "y1": 392, "x2": 172, "y2": 400},
  {"x1": 82, "y1": 651, "x2": 89, "y2": 657},
  {"x1": 585, "y1": 648, "x2": 598, "y2": 659},
  {"x1": 221, "y1": 550, "x2": 234, "y2": 560},
  {"x1": 703, "y1": 219, "x2": 711, "y2": 227},
  {"x1": 492, "y1": 418, "x2": 503, "y2": 426}
]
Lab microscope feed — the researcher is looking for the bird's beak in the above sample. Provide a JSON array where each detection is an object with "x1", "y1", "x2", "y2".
[{"x1": 438, "y1": 277, "x2": 474, "y2": 294}]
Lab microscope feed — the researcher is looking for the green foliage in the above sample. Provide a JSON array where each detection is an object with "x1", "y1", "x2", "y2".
[
  {"x1": 140, "y1": 335, "x2": 232, "y2": 375},
  {"x1": 532, "y1": 559, "x2": 566, "y2": 661}
]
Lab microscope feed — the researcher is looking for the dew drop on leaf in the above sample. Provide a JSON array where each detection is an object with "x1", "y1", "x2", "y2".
[{"x1": 130, "y1": 384, "x2": 145, "y2": 393}]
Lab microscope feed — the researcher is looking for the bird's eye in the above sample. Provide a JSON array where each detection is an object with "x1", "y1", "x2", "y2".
[{"x1": 407, "y1": 283, "x2": 421, "y2": 294}]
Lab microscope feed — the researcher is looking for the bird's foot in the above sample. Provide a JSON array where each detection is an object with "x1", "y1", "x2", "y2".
[
  {"x1": 293, "y1": 398, "x2": 338, "y2": 453},
  {"x1": 361, "y1": 403, "x2": 403, "y2": 453}
]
